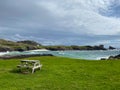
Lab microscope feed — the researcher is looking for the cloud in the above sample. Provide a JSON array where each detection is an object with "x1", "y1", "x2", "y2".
[
  {"x1": 0, "y1": 0, "x2": 120, "y2": 46},
  {"x1": 39, "y1": 0, "x2": 120, "y2": 35}
]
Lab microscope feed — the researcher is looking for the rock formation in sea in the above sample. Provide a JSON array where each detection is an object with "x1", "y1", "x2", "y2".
[
  {"x1": 108, "y1": 54, "x2": 120, "y2": 60},
  {"x1": 108, "y1": 46, "x2": 116, "y2": 50}
]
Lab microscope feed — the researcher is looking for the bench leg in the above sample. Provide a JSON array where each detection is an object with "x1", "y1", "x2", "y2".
[
  {"x1": 39, "y1": 65, "x2": 42, "y2": 70},
  {"x1": 39, "y1": 67, "x2": 41, "y2": 70},
  {"x1": 32, "y1": 68, "x2": 35, "y2": 73}
]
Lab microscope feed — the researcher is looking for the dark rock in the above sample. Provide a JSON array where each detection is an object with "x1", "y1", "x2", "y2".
[
  {"x1": 101, "y1": 58, "x2": 107, "y2": 60},
  {"x1": 108, "y1": 54, "x2": 120, "y2": 60},
  {"x1": 114, "y1": 54, "x2": 120, "y2": 59},
  {"x1": 108, "y1": 56, "x2": 114, "y2": 60},
  {"x1": 109, "y1": 46, "x2": 116, "y2": 50},
  {"x1": 0, "y1": 54, "x2": 54, "y2": 59},
  {"x1": 0, "y1": 46, "x2": 13, "y2": 52},
  {"x1": 93, "y1": 45, "x2": 106, "y2": 50}
]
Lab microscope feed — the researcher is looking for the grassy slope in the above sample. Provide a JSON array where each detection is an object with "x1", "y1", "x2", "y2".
[
  {"x1": 0, "y1": 56, "x2": 120, "y2": 90},
  {"x1": 0, "y1": 39, "x2": 43, "y2": 51}
]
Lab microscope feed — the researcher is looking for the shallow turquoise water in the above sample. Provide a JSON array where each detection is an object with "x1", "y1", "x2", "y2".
[{"x1": 3, "y1": 49, "x2": 120, "y2": 60}]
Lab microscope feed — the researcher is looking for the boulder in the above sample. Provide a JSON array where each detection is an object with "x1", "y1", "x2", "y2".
[
  {"x1": 109, "y1": 46, "x2": 116, "y2": 50},
  {"x1": 108, "y1": 54, "x2": 120, "y2": 60}
]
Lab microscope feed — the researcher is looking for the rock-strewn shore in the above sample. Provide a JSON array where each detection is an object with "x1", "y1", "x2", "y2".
[
  {"x1": 0, "y1": 54, "x2": 54, "y2": 59},
  {"x1": 108, "y1": 54, "x2": 120, "y2": 60},
  {"x1": 101, "y1": 54, "x2": 120, "y2": 60}
]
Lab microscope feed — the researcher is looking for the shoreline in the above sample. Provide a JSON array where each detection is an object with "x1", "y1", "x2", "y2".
[
  {"x1": 0, "y1": 49, "x2": 119, "y2": 60},
  {"x1": 0, "y1": 49, "x2": 49, "y2": 56},
  {"x1": 0, "y1": 53, "x2": 54, "y2": 59},
  {"x1": 29, "y1": 49, "x2": 49, "y2": 51}
]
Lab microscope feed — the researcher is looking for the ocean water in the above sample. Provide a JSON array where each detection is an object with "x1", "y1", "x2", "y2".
[{"x1": 1, "y1": 49, "x2": 120, "y2": 60}]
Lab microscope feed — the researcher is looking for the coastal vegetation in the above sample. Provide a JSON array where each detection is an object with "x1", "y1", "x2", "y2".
[
  {"x1": 0, "y1": 39, "x2": 43, "y2": 52},
  {"x1": 0, "y1": 39, "x2": 115, "y2": 52},
  {"x1": 0, "y1": 56, "x2": 120, "y2": 90}
]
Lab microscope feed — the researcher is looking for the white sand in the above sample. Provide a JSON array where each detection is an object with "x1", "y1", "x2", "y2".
[{"x1": 29, "y1": 49, "x2": 49, "y2": 52}]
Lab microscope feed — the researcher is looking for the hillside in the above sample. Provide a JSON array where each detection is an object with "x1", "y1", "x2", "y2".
[{"x1": 0, "y1": 39, "x2": 42, "y2": 52}]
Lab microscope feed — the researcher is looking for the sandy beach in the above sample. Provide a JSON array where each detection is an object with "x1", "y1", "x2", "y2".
[{"x1": 29, "y1": 49, "x2": 49, "y2": 52}]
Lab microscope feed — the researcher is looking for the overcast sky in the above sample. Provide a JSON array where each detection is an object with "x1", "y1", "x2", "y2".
[{"x1": 0, "y1": 0, "x2": 120, "y2": 47}]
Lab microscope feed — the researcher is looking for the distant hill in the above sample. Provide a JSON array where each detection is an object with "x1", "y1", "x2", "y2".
[
  {"x1": 0, "y1": 39, "x2": 42, "y2": 52},
  {"x1": 17, "y1": 40, "x2": 41, "y2": 46},
  {"x1": 0, "y1": 39, "x2": 115, "y2": 52},
  {"x1": 44, "y1": 45, "x2": 107, "y2": 51}
]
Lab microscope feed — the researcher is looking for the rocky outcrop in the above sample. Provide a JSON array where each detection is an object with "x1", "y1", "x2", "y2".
[
  {"x1": 92, "y1": 45, "x2": 107, "y2": 50},
  {"x1": 108, "y1": 54, "x2": 120, "y2": 60},
  {"x1": 45, "y1": 45, "x2": 107, "y2": 51},
  {"x1": 109, "y1": 46, "x2": 116, "y2": 50},
  {"x1": 17, "y1": 40, "x2": 41, "y2": 46},
  {"x1": 100, "y1": 53, "x2": 120, "y2": 60},
  {"x1": 101, "y1": 54, "x2": 120, "y2": 60},
  {"x1": 0, "y1": 54, "x2": 54, "y2": 59},
  {"x1": 0, "y1": 39, "x2": 42, "y2": 52},
  {"x1": 0, "y1": 46, "x2": 13, "y2": 52}
]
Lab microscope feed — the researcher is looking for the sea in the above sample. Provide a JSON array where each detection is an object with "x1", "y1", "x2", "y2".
[{"x1": 0, "y1": 49, "x2": 120, "y2": 60}]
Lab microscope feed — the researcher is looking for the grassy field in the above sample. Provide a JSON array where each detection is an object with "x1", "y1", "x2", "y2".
[{"x1": 0, "y1": 56, "x2": 120, "y2": 90}]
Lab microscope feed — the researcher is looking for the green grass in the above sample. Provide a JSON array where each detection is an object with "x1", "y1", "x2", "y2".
[{"x1": 0, "y1": 56, "x2": 120, "y2": 90}]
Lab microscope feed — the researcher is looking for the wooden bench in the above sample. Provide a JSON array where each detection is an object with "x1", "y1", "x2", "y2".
[{"x1": 17, "y1": 60, "x2": 42, "y2": 73}]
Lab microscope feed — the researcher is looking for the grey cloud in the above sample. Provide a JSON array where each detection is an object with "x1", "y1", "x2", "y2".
[
  {"x1": 0, "y1": 0, "x2": 58, "y2": 31},
  {"x1": 99, "y1": 0, "x2": 120, "y2": 17},
  {"x1": 0, "y1": 0, "x2": 120, "y2": 47}
]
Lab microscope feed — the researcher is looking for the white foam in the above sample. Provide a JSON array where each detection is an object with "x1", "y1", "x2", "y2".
[
  {"x1": 96, "y1": 56, "x2": 109, "y2": 60},
  {"x1": 0, "y1": 51, "x2": 9, "y2": 56}
]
